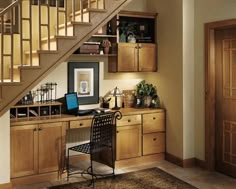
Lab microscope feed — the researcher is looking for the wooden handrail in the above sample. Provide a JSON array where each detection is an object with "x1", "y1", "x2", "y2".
[{"x1": 0, "y1": 0, "x2": 20, "y2": 17}]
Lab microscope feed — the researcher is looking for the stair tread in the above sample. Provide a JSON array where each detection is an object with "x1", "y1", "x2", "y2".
[
  {"x1": 25, "y1": 50, "x2": 59, "y2": 54},
  {"x1": 58, "y1": 21, "x2": 92, "y2": 28},
  {"x1": 70, "y1": 8, "x2": 107, "y2": 17},
  {"x1": 41, "y1": 35, "x2": 77, "y2": 41}
]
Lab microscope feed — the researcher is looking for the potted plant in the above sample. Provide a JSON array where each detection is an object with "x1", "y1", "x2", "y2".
[
  {"x1": 101, "y1": 39, "x2": 111, "y2": 54},
  {"x1": 135, "y1": 80, "x2": 159, "y2": 108}
]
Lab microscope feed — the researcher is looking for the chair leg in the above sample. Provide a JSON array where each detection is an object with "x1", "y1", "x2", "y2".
[
  {"x1": 67, "y1": 148, "x2": 70, "y2": 181},
  {"x1": 90, "y1": 154, "x2": 95, "y2": 188}
]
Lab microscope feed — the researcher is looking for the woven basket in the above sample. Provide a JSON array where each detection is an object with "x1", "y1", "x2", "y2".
[{"x1": 123, "y1": 90, "x2": 136, "y2": 108}]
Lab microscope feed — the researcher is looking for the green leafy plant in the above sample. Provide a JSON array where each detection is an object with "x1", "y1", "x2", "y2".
[{"x1": 136, "y1": 80, "x2": 157, "y2": 98}]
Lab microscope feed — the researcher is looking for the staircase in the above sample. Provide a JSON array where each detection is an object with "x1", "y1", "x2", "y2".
[{"x1": 0, "y1": 0, "x2": 132, "y2": 117}]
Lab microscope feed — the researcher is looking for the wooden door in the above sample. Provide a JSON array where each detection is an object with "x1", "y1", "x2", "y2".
[
  {"x1": 138, "y1": 43, "x2": 157, "y2": 72},
  {"x1": 118, "y1": 43, "x2": 138, "y2": 72},
  {"x1": 38, "y1": 122, "x2": 66, "y2": 173},
  {"x1": 10, "y1": 125, "x2": 38, "y2": 178},
  {"x1": 215, "y1": 28, "x2": 236, "y2": 177},
  {"x1": 116, "y1": 124, "x2": 141, "y2": 160}
]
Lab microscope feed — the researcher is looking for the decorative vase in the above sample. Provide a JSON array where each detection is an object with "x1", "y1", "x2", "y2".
[
  {"x1": 103, "y1": 47, "x2": 110, "y2": 54},
  {"x1": 143, "y1": 96, "x2": 152, "y2": 108}
]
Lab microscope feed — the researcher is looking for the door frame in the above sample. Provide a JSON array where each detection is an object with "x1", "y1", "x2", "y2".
[{"x1": 205, "y1": 19, "x2": 236, "y2": 171}]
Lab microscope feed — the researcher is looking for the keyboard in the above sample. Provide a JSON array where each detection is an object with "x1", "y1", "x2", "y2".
[{"x1": 77, "y1": 109, "x2": 93, "y2": 116}]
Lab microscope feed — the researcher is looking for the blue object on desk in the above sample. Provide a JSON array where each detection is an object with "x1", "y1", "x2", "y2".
[{"x1": 65, "y1": 92, "x2": 94, "y2": 116}]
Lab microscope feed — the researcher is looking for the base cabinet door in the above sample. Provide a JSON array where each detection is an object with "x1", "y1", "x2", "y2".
[
  {"x1": 116, "y1": 124, "x2": 141, "y2": 160},
  {"x1": 10, "y1": 125, "x2": 38, "y2": 178},
  {"x1": 10, "y1": 122, "x2": 67, "y2": 178},
  {"x1": 38, "y1": 122, "x2": 66, "y2": 173},
  {"x1": 143, "y1": 132, "x2": 165, "y2": 155}
]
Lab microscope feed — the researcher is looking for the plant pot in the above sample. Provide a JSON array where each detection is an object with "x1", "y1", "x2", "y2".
[
  {"x1": 103, "y1": 47, "x2": 110, "y2": 54},
  {"x1": 143, "y1": 96, "x2": 152, "y2": 108}
]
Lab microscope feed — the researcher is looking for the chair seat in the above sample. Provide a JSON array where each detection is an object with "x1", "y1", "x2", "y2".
[
  {"x1": 69, "y1": 143, "x2": 90, "y2": 154},
  {"x1": 69, "y1": 142, "x2": 112, "y2": 154}
]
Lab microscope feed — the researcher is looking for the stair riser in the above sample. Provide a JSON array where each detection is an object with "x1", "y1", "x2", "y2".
[
  {"x1": 58, "y1": 25, "x2": 74, "y2": 36},
  {"x1": 25, "y1": 54, "x2": 39, "y2": 66},
  {"x1": 70, "y1": 12, "x2": 90, "y2": 22},
  {"x1": 41, "y1": 40, "x2": 57, "y2": 51}
]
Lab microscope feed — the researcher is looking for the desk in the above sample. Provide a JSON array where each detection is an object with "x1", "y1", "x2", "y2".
[{"x1": 10, "y1": 108, "x2": 165, "y2": 185}]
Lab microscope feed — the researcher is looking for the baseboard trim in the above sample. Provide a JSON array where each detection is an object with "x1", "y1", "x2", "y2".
[
  {"x1": 0, "y1": 182, "x2": 12, "y2": 189},
  {"x1": 165, "y1": 153, "x2": 195, "y2": 168},
  {"x1": 115, "y1": 153, "x2": 165, "y2": 168},
  {"x1": 195, "y1": 158, "x2": 207, "y2": 169},
  {"x1": 11, "y1": 171, "x2": 65, "y2": 187}
]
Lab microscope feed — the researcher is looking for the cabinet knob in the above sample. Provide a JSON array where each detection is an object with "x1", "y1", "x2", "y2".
[
  {"x1": 33, "y1": 128, "x2": 37, "y2": 132},
  {"x1": 153, "y1": 117, "x2": 156, "y2": 120},
  {"x1": 38, "y1": 128, "x2": 42, "y2": 131},
  {"x1": 153, "y1": 138, "x2": 157, "y2": 141},
  {"x1": 79, "y1": 123, "x2": 83, "y2": 126},
  {"x1": 117, "y1": 131, "x2": 119, "y2": 134},
  {"x1": 128, "y1": 119, "x2": 131, "y2": 122}
]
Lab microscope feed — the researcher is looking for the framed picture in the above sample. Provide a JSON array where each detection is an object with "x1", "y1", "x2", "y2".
[{"x1": 68, "y1": 62, "x2": 99, "y2": 105}]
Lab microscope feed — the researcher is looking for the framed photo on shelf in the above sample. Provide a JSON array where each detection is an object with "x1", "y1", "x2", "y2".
[{"x1": 68, "y1": 62, "x2": 99, "y2": 105}]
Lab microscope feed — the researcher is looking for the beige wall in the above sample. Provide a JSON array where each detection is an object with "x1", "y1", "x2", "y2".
[
  {"x1": 183, "y1": 0, "x2": 195, "y2": 159},
  {"x1": 194, "y1": 0, "x2": 236, "y2": 160},
  {"x1": 147, "y1": 0, "x2": 184, "y2": 159},
  {"x1": 0, "y1": 111, "x2": 10, "y2": 184}
]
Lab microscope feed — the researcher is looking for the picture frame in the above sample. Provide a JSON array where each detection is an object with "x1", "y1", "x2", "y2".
[{"x1": 68, "y1": 62, "x2": 99, "y2": 105}]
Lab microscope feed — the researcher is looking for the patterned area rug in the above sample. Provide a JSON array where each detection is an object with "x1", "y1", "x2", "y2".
[{"x1": 48, "y1": 167, "x2": 197, "y2": 189}]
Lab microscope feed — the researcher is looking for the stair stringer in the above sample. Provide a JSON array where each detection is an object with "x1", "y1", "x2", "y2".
[{"x1": 0, "y1": 0, "x2": 133, "y2": 117}]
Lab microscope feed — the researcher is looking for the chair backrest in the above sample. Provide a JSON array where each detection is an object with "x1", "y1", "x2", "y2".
[{"x1": 90, "y1": 111, "x2": 122, "y2": 151}]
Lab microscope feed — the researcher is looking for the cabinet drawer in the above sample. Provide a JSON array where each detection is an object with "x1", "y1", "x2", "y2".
[
  {"x1": 143, "y1": 112, "x2": 165, "y2": 133},
  {"x1": 143, "y1": 132, "x2": 165, "y2": 155},
  {"x1": 117, "y1": 115, "x2": 141, "y2": 126},
  {"x1": 70, "y1": 119, "x2": 92, "y2": 129}
]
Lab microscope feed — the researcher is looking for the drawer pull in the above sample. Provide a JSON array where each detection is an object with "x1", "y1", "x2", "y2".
[
  {"x1": 79, "y1": 123, "x2": 83, "y2": 126},
  {"x1": 117, "y1": 131, "x2": 119, "y2": 134},
  {"x1": 153, "y1": 138, "x2": 157, "y2": 141},
  {"x1": 38, "y1": 128, "x2": 42, "y2": 131},
  {"x1": 33, "y1": 128, "x2": 37, "y2": 132},
  {"x1": 128, "y1": 119, "x2": 131, "y2": 122},
  {"x1": 153, "y1": 117, "x2": 156, "y2": 120}
]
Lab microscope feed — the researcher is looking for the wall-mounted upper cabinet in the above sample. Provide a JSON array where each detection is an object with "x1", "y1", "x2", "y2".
[{"x1": 108, "y1": 11, "x2": 158, "y2": 73}]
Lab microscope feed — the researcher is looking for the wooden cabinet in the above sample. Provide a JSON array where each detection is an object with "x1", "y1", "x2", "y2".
[
  {"x1": 116, "y1": 43, "x2": 156, "y2": 72},
  {"x1": 10, "y1": 125, "x2": 38, "y2": 178},
  {"x1": 142, "y1": 112, "x2": 165, "y2": 155},
  {"x1": 10, "y1": 122, "x2": 67, "y2": 178},
  {"x1": 108, "y1": 11, "x2": 157, "y2": 72},
  {"x1": 116, "y1": 115, "x2": 142, "y2": 160}
]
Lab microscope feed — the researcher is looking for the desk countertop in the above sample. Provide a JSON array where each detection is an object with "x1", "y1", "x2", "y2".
[{"x1": 10, "y1": 108, "x2": 164, "y2": 126}]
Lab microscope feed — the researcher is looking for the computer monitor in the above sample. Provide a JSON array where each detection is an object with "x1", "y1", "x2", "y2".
[{"x1": 65, "y1": 92, "x2": 79, "y2": 114}]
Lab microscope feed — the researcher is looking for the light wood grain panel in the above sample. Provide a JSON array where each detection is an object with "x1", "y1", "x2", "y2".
[
  {"x1": 38, "y1": 122, "x2": 64, "y2": 173},
  {"x1": 143, "y1": 132, "x2": 165, "y2": 155},
  {"x1": 143, "y1": 112, "x2": 165, "y2": 133},
  {"x1": 70, "y1": 119, "x2": 92, "y2": 128},
  {"x1": 116, "y1": 124, "x2": 141, "y2": 160},
  {"x1": 10, "y1": 124, "x2": 38, "y2": 178},
  {"x1": 117, "y1": 114, "x2": 141, "y2": 126}
]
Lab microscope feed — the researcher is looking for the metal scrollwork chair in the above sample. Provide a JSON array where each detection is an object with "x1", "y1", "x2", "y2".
[{"x1": 67, "y1": 111, "x2": 122, "y2": 187}]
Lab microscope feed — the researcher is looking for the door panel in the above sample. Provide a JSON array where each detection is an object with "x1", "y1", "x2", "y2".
[
  {"x1": 118, "y1": 43, "x2": 138, "y2": 72},
  {"x1": 10, "y1": 125, "x2": 38, "y2": 178},
  {"x1": 38, "y1": 122, "x2": 63, "y2": 173},
  {"x1": 215, "y1": 28, "x2": 236, "y2": 177},
  {"x1": 138, "y1": 43, "x2": 156, "y2": 72}
]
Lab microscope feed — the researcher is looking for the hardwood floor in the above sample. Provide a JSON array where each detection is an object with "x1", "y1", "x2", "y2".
[{"x1": 13, "y1": 160, "x2": 236, "y2": 189}]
